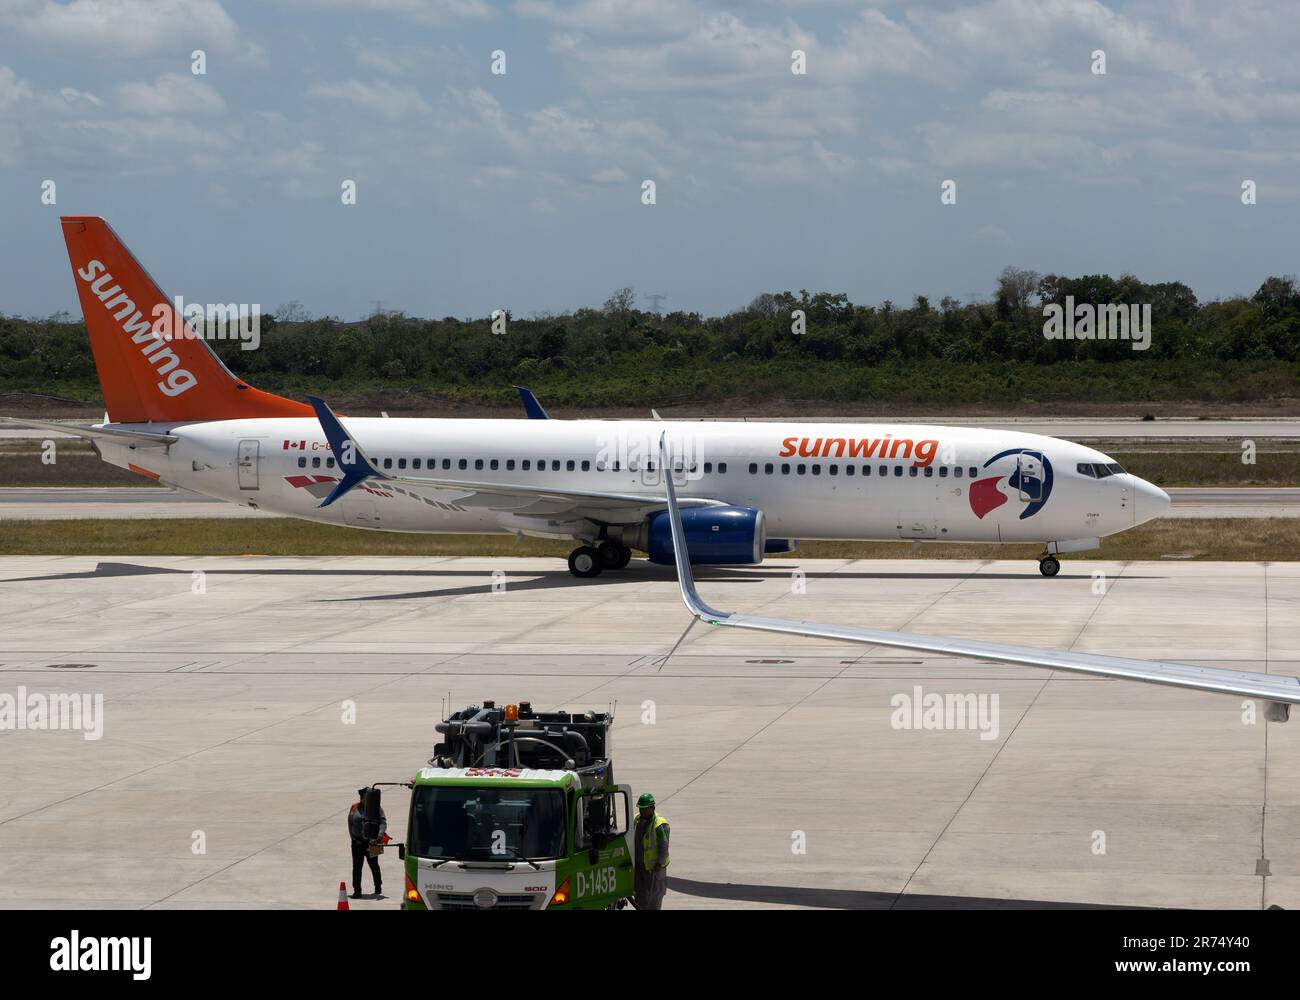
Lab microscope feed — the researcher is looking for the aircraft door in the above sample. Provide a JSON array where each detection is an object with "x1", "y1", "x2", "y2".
[
  {"x1": 237, "y1": 439, "x2": 259, "y2": 491},
  {"x1": 1016, "y1": 453, "x2": 1043, "y2": 502}
]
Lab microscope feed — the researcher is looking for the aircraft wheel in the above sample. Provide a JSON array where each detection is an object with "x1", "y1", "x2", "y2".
[
  {"x1": 1039, "y1": 555, "x2": 1061, "y2": 577},
  {"x1": 568, "y1": 546, "x2": 603, "y2": 578},
  {"x1": 599, "y1": 540, "x2": 631, "y2": 570}
]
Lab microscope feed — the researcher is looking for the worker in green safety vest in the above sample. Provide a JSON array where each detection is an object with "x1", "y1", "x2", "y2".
[{"x1": 633, "y1": 791, "x2": 670, "y2": 910}]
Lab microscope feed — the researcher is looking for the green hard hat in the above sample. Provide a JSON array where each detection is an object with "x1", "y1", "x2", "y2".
[{"x1": 637, "y1": 792, "x2": 656, "y2": 809}]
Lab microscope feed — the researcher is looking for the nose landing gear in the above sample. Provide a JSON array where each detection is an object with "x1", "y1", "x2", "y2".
[{"x1": 1038, "y1": 555, "x2": 1061, "y2": 577}]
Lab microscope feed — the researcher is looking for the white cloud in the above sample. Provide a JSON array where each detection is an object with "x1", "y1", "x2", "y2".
[
  {"x1": 345, "y1": 37, "x2": 472, "y2": 77},
  {"x1": 513, "y1": 0, "x2": 699, "y2": 34},
  {"x1": 116, "y1": 74, "x2": 226, "y2": 117},
  {"x1": 1, "y1": 0, "x2": 243, "y2": 60},
  {"x1": 306, "y1": 78, "x2": 432, "y2": 121},
  {"x1": 276, "y1": 0, "x2": 493, "y2": 25}
]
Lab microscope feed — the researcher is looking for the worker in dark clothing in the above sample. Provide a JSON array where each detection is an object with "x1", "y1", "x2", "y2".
[
  {"x1": 633, "y1": 792, "x2": 669, "y2": 910},
  {"x1": 348, "y1": 787, "x2": 387, "y2": 899}
]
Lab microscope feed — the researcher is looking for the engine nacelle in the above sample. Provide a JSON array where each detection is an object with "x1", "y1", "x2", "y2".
[{"x1": 639, "y1": 506, "x2": 766, "y2": 566}]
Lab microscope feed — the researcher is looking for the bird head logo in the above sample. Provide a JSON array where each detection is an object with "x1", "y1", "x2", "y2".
[{"x1": 968, "y1": 449, "x2": 1053, "y2": 520}]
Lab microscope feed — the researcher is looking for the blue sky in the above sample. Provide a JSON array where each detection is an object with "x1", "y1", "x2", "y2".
[{"x1": 1, "y1": 0, "x2": 1297, "y2": 320}]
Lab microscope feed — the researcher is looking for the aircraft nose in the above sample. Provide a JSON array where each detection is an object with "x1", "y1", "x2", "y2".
[{"x1": 1131, "y1": 478, "x2": 1171, "y2": 525}]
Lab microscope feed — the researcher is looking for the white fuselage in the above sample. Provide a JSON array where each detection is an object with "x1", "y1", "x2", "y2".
[{"x1": 93, "y1": 417, "x2": 1170, "y2": 547}]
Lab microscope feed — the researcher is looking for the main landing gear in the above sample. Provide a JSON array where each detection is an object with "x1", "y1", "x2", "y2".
[
  {"x1": 567, "y1": 540, "x2": 632, "y2": 578},
  {"x1": 1038, "y1": 555, "x2": 1061, "y2": 577}
]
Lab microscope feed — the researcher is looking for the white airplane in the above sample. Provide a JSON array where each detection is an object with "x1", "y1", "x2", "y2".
[
  {"x1": 654, "y1": 435, "x2": 1300, "y2": 721},
  {"x1": 6, "y1": 216, "x2": 1171, "y2": 581}
]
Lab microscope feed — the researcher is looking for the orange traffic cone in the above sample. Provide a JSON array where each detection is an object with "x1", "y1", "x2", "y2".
[{"x1": 337, "y1": 881, "x2": 350, "y2": 911}]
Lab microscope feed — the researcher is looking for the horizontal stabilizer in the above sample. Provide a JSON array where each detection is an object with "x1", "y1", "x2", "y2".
[{"x1": 0, "y1": 416, "x2": 177, "y2": 446}]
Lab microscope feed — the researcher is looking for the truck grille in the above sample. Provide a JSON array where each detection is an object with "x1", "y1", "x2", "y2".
[{"x1": 434, "y1": 891, "x2": 540, "y2": 911}]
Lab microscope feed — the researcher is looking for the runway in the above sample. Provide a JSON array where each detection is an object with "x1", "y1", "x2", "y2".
[
  {"x1": 1, "y1": 555, "x2": 1297, "y2": 909},
  {"x1": 1, "y1": 486, "x2": 1298, "y2": 519}
]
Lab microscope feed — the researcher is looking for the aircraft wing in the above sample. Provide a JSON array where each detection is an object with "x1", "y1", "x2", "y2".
[
  {"x1": 0, "y1": 417, "x2": 177, "y2": 446},
  {"x1": 656, "y1": 435, "x2": 1300, "y2": 717},
  {"x1": 306, "y1": 395, "x2": 719, "y2": 521}
]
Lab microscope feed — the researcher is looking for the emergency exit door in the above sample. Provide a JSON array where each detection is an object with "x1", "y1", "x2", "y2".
[{"x1": 237, "y1": 439, "x2": 260, "y2": 491}]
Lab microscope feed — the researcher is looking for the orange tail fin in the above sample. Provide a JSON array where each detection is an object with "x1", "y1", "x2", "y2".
[{"x1": 61, "y1": 216, "x2": 312, "y2": 424}]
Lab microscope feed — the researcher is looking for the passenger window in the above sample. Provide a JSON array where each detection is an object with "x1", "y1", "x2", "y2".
[
  {"x1": 475, "y1": 459, "x2": 484, "y2": 470},
  {"x1": 704, "y1": 462, "x2": 713, "y2": 474},
  {"x1": 398, "y1": 458, "x2": 407, "y2": 469},
  {"x1": 909, "y1": 466, "x2": 918, "y2": 477},
  {"x1": 939, "y1": 466, "x2": 947, "y2": 477},
  {"x1": 567, "y1": 460, "x2": 575, "y2": 471},
  {"x1": 954, "y1": 466, "x2": 963, "y2": 479},
  {"x1": 552, "y1": 460, "x2": 561, "y2": 471},
  {"x1": 522, "y1": 460, "x2": 531, "y2": 471},
  {"x1": 749, "y1": 463, "x2": 758, "y2": 474},
  {"x1": 311, "y1": 457, "x2": 321, "y2": 468},
  {"x1": 781, "y1": 463, "x2": 790, "y2": 474},
  {"x1": 507, "y1": 459, "x2": 515, "y2": 471},
  {"x1": 382, "y1": 458, "x2": 392, "y2": 469},
  {"x1": 845, "y1": 465, "x2": 854, "y2": 476},
  {"x1": 968, "y1": 467, "x2": 977, "y2": 477},
  {"x1": 797, "y1": 464, "x2": 806, "y2": 475},
  {"x1": 880, "y1": 465, "x2": 888, "y2": 477},
  {"x1": 811, "y1": 464, "x2": 820, "y2": 475},
  {"x1": 490, "y1": 459, "x2": 499, "y2": 470},
  {"x1": 412, "y1": 459, "x2": 421, "y2": 470},
  {"x1": 764, "y1": 463, "x2": 774, "y2": 474},
  {"x1": 297, "y1": 456, "x2": 306, "y2": 468},
  {"x1": 924, "y1": 467, "x2": 933, "y2": 477},
  {"x1": 582, "y1": 460, "x2": 590, "y2": 471},
  {"x1": 459, "y1": 459, "x2": 467, "y2": 470},
  {"x1": 718, "y1": 462, "x2": 727, "y2": 473},
  {"x1": 893, "y1": 466, "x2": 902, "y2": 477},
  {"x1": 829, "y1": 465, "x2": 838, "y2": 476},
  {"x1": 326, "y1": 457, "x2": 335, "y2": 469}
]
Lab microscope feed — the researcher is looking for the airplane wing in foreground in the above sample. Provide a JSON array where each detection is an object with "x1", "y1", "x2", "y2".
[{"x1": 655, "y1": 434, "x2": 1300, "y2": 720}]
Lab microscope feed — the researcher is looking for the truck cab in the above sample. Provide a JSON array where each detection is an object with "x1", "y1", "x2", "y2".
[{"x1": 400, "y1": 702, "x2": 635, "y2": 910}]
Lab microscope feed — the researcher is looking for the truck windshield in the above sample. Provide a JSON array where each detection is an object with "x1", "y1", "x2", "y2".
[{"x1": 410, "y1": 784, "x2": 566, "y2": 861}]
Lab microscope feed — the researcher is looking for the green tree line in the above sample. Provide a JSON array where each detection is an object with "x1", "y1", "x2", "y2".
[{"x1": 3, "y1": 270, "x2": 1299, "y2": 407}]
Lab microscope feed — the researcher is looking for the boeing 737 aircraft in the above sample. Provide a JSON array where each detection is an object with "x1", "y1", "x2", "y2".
[{"x1": 5, "y1": 217, "x2": 1171, "y2": 579}]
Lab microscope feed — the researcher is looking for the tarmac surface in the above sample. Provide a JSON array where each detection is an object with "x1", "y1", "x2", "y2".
[
  {"x1": 1, "y1": 486, "x2": 1297, "y2": 519},
  {"x1": 1, "y1": 555, "x2": 1298, "y2": 910}
]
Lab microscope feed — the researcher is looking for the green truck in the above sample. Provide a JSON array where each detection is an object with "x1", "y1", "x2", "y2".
[{"x1": 388, "y1": 700, "x2": 635, "y2": 910}]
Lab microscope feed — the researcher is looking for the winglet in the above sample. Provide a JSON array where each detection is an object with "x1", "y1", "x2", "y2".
[
  {"x1": 658, "y1": 432, "x2": 729, "y2": 623},
  {"x1": 513, "y1": 385, "x2": 549, "y2": 420},
  {"x1": 306, "y1": 396, "x2": 383, "y2": 507}
]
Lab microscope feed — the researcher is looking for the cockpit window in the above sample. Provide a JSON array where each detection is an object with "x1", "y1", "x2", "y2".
[
  {"x1": 1106, "y1": 463, "x2": 1125, "y2": 475},
  {"x1": 1078, "y1": 462, "x2": 1125, "y2": 479},
  {"x1": 1077, "y1": 463, "x2": 1097, "y2": 478}
]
